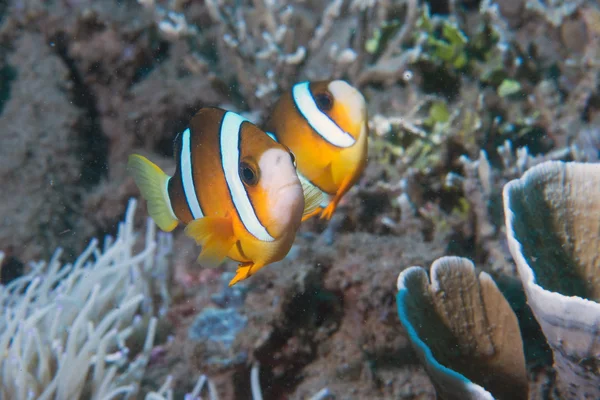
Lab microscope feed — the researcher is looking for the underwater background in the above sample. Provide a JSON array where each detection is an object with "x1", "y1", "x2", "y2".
[{"x1": 0, "y1": 0, "x2": 599, "y2": 399}]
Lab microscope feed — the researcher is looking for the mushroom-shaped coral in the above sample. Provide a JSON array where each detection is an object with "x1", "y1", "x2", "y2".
[
  {"x1": 396, "y1": 256, "x2": 528, "y2": 400},
  {"x1": 503, "y1": 160, "x2": 600, "y2": 399}
]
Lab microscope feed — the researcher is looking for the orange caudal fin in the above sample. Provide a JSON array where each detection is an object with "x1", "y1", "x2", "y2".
[
  {"x1": 228, "y1": 262, "x2": 264, "y2": 286},
  {"x1": 184, "y1": 217, "x2": 236, "y2": 268}
]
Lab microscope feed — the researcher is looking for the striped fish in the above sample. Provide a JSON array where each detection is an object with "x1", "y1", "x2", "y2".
[
  {"x1": 264, "y1": 80, "x2": 369, "y2": 221},
  {"x1": 128, "y1": 107, "x2": 320, "y2": 286}
]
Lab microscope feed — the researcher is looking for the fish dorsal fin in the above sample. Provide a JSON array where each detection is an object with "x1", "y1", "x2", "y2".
[
  {"x1": 184, "y1": 216, "x2": 236, "y2": 267},
  {"x1": 299, "y1": 175, "x2": 327, "y2": 218}
]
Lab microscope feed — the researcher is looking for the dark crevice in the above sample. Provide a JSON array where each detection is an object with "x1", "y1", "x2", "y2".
[
  {"x1": 426, "y1": 0, "x2": 451, "y2": 15},
  {"x1": 0, "y1": 64, "x2": 16, "y2": 116},
  {"x1": 0, "y1": 0, "x2": 7, "y2": 25},
  {"x1": 416, "y1": 61, "x2": 462, "y2": 101},
  {"x1": 494, "y1": 275, "x2": 553, "y2": 368},
  {"x1": 153, "y1": 102, "x2": 206, "y2": 158},
  {"x1": 0, "y1": 254, "x2": 24, "y2": 285},
  {"x1": 356, "y1": 190, "x2": 392, "y2": 231},
  {"x1": 130, "y1": 31, "x2": 170, "y2": 86},
  {"x1": 47, "y1": 31, "x2": 109, "y2": 188},
  {"x1": 242, "y1": 273, "x2": 343, "y2": 399}
]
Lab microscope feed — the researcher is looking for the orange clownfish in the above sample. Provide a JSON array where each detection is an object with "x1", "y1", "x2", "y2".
[
  {"x1": 127, "y1": 108, "x2": 321, "y2": 286},
  {"x1": 264, "y1": 80, "x2": 368, "y2": 221}
]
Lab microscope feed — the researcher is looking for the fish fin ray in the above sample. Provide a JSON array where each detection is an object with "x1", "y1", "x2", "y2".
[
  {"x1": 301, "y1": 207, "x2": 323, "y2": 222},
  {"x1": 228, "y1": 262, "x2": 265, "y2": 286},
  {"x1": 299, "y1": 175, "x2": 327, "y2": 220},
  {"x1": 185, "y1": 217, "x2": 236, "y2": 268},
  {"x1": 320, "y1": 161, "x2": 357, "y2": 220},
  {"x1": 127, "y1": 154, "x2": 178, "y2": 232}
]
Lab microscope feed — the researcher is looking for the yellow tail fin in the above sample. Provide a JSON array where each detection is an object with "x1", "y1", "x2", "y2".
[
  {"x1": 185, "y1": 216, "x2": 236, "y2": 268},
  {"x1": 127, "y1": 154, "x2": 178, "y2": 232}
]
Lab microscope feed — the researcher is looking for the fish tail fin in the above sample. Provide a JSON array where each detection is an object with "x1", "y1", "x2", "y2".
[
  {"x1": 127, "y1": 154, "x2": 178, "y2": 232},
  {"x1": 299, "y1": 175, "x2": 327, "y2": 220},
  {"x1": 185, "y1": 217, "x2": 236, "y2": 268}
]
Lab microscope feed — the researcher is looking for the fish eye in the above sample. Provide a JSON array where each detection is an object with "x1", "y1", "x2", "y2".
[
  {"x1": 239, "y1": 162, "x2": 258, "y2": 186},
  {"x1": 314, "y1": 92, "x2": 333, "y2": 112}
]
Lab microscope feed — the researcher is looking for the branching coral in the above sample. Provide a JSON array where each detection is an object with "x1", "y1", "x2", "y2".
[
  {"x1": 201, "y1": 0, "x2": 362, "y2": 108},
  {"x1": 136, "y1": 0, "x2": 404, "y2": 109}
]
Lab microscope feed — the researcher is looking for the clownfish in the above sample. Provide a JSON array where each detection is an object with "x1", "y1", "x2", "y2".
[
  {"x1": 264, "y1": 80, "x2": 368, "y2": 221},
  {"x1": 127, "y1": 108, "x2": 321, "y2": 286}
]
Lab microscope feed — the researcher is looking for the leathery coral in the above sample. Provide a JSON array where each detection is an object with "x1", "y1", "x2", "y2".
[
  {"x1": 503, "y1": 160, "x2": 600, "y2": 400},
  {"x1": 396, "y1": 256, "x2": 527, "y2": 400}
]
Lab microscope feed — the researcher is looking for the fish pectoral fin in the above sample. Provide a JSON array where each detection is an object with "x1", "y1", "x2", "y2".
[
  {"x1": 185, "y1": 217, "x2": 236, "y2": 268},
  {"x1": 301, "y1": 207, "x2": 323, "y2": 222},
  {"x1": 228, "y1": 262, "x2": 264, "y2": 286},
  {"x1": 127, "y1": 154, "x2": 178, "y2": 232},
  {"x1": 299, "y1": 176, "x2": 327, "y2": 220}
]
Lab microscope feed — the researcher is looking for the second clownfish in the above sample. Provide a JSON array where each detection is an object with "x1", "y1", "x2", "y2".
[
  {"x1": 128, "y1": 108, "x2": 321, "y2": 286},
  {"x1": 264, "y1": 80, "x2": 369, "y2": 221}
]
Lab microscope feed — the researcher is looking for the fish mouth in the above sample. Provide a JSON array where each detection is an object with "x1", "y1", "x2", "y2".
[{"x1": 278, "y1": 181, "x2": 301, "y2": 192}]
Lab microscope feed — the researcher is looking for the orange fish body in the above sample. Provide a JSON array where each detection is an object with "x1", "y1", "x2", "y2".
[
  {"x1": 264, "y1": 80, "x2": 368, "y2": 220},
  {"x1": 128, "y1": 108, "x2": 311, "y2": 286}
]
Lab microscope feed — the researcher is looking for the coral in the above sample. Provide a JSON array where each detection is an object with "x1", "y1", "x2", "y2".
[
  {"x1": 233, "y1": 232, "x2": 448, "y2": 399},
  {"x1": 203, "y1": 0, "x2": 311, "y2": 107},
  {"x1": 448, "y1": 140, "x2": 578, "y2": 275},
  {"x1": 210, "y1": 272, "x2": 249, "y2": 308},
  {"x1": 525, "y1": 0, "x2": 584, "y2": 27},
  {"x1": 0, "y1": 32, "x2": 90, "y2": 262},
  {"x1": 396, "y1": 256, "x2": 527, "y2": 400},
  {"x1": 188, "y1": 307, "x2": 248, "y2": 368},
  {"x1": 573, "y1": 123, "x2": 600, "y2": 161},
  {"x1": 137, "y1": 0, "x2": 364, "y2": 110},
  {"x1": 146, "y1": 374, "x2": 220, "y2": 400},
  {"x1": 0, "y1": 0, "x2": 599, "y2": 397},
  {"x1": 145, "y1": 363, "x2": 332, "y2": 400},
  {"x1": 0, "y1": 0, "x2": 232, "y2": 260},
  {"x1": 503, "y1": 161, "x2": 600, "y2": 400}
]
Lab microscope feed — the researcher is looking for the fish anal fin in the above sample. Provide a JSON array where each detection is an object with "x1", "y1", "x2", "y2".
[
  {"x1": 127, "y1": 154, "x2": 178, "y2": 232},
  {"x1": 185, "y1": 217, "x2": 236, "y2": 268},
  {"x1": 228, "y1": 261, "x2": 265, "y2": 286},
  {"x1": 320, "y1": 174, "x2": 354, "y2": 220}
]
